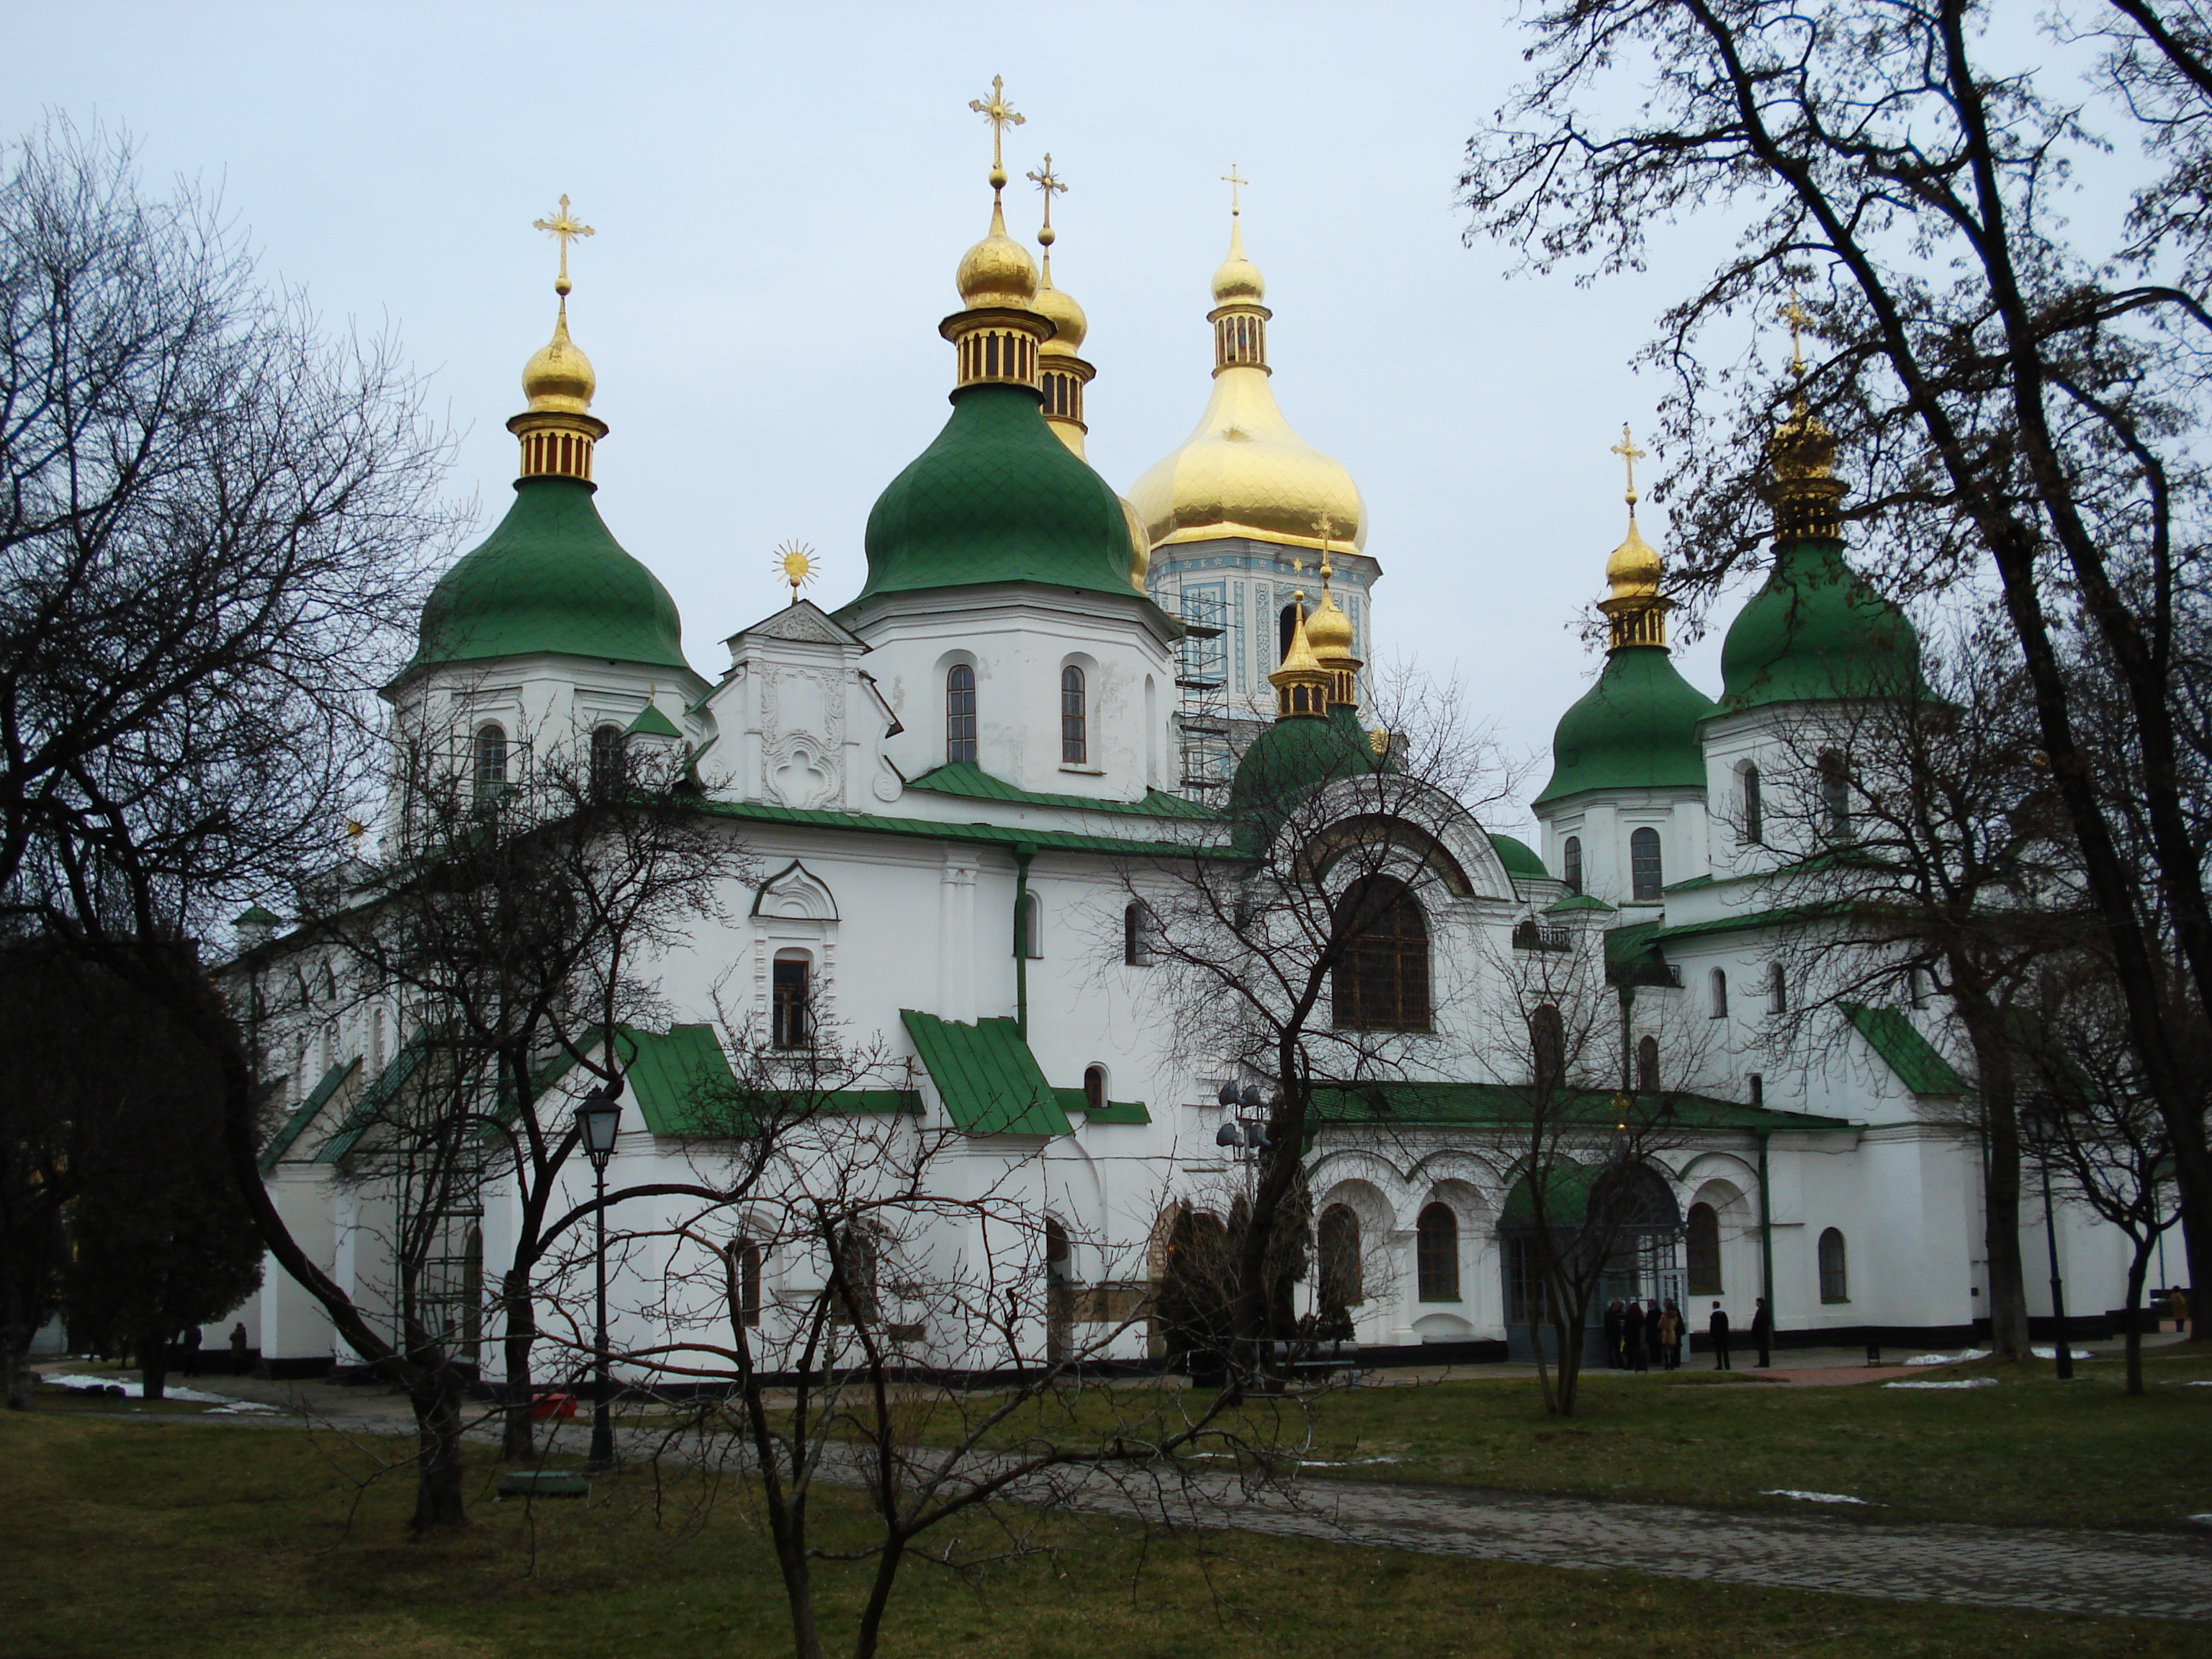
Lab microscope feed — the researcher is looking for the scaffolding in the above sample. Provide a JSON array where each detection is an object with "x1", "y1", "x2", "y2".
[{"x1": 1175, "y1": 588, "x2": 1232, "y2": 800}]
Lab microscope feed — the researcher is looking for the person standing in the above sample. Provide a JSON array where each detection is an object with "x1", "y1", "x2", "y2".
[
  {"x1": 1709, "y1": 1301, "x2": 1731, "y2": 1370},
  {"x1": 2172, "y1": 1286, "x2": 2190, "y2": 1336},
  {"x1": 1659, "y1": 1300, "x2": 1683, "y2": 1370},
  {"x1": 1752, "y1": 1295, "x2": 1773, "y2": 1368},
  {"x1": 179, "y1": 1325, "x2": 202, "y2": 1379},
  {"x1": 1603, "y1": 1299, "x2": 1626, "y2": 1369},
  {"x1": 1625, "y1": 1299, "x2": 1649, "y2": 1372},
  {"x1": 228, "y1": 1323, "x2": 249, "y2": 1376},
  {"x1": 1643, "y1": 1298, "x2": 1663, "y2": 1370}
]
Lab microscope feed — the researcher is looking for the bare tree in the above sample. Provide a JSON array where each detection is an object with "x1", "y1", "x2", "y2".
[
  {"x1": 285, "y1": 701, "x2": 752, "y2": 1460},
  {"x1": 1460, "y1": 0, "x2": 2212, "y2": 1324},
  {"x1": 1118, "y1": 666, "x2": 1523, "y2": 1397}
]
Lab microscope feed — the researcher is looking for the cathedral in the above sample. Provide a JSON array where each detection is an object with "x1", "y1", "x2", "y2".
[{"x1": 233, "y1": 91, "x2": 2141, "y2": 1380}]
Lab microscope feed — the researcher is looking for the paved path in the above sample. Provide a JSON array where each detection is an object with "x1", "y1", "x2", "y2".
[{"x1": 1071, "y1": 1471, "x2": 2212, "y2": 1623}]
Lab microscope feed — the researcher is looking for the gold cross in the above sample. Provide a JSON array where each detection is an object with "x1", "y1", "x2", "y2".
[
  {"x1": 1028, "y1": 154, "x2": 1066, "y2": 240},
  {"x1": 531, "y1": 194, "x2": 595, "y2": 295},
  {"x1": 1222, "y1": 163, "x2": 1248, "y2": 215},
  {"x1": 1611, "y1": 423, "x2": 1647, "y2": 509},
  {"x1": 968, "y1": 76, "x2": 1024, "y2": 186},
  {"x1": 1781, "y1": 291, "x2": 1813, "y2": 379}
]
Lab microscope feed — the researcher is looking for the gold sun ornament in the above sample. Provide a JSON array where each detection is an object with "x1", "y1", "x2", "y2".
[{"x1": 775, "y1": 541, "x2": 817, "y2": 603}]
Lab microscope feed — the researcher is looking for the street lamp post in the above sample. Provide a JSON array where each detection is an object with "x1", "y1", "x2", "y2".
[
  {"x1": 575, "y1": 1080, "x2": 624, "y2": 1470},
  {"x1": 2022, "y1": 1102, "x2": 2074, "y2": 1382}
]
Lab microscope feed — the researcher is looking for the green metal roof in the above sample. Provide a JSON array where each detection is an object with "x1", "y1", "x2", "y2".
[
  {"x1": 1501, "y1": 1161, "x2": 1604, "y2": 1228},
  {"x1": 626, "y1": 703, "x2": 682, "y2": 739},
  {"x1": 1717, "y1": 537, "x2": 1926, "y2": 712},
  {"x1": 235, "y1": 903, "x2": 280, "y2": 926},
  {"x1": 693, "y1": 797, "x2": 1232, "y2": 860},
  {"x1": 1534, "y1": 646, "x2": 1717, "y2": 806},
  {"x1": 1547, "y1": 894, "x2": 1617, "y2": 914},
  {"x1": 1648, "y1": 904, "x2": 1842, "y2": 945},
  {"x1": 904, "y1": 760, "x2": 1215, "y2": 819},
  {"x1": 408, "y1": 477, "x2": 691, "y2": 679},
  {"x1": 1308, "y1": 1081, "x2": 1853, "y2": 1135},
  {"x1": 1231, "y1": 705, "x2": 1388, "y2": 824},
  {"x1": 259, "y1": 1058, "x2": 360, "y2": 1172},
  {"x1": 1602, "y1": 919, "x2": 1678, "y2": 988},
  {"x1": 1840, "y1": 1002, "x2": 1969, "y2": 1096},
  {"x1": 854, "y1": 383, "x2": 1149, "y2": 606},
  {"x1": 1051, "y1": 1087, "x2": 1151, "y2": 1125},
  {"x1": 900, "y1": 1010, "x2": 1071, "y2": 1136},
  {"x1": 1488, "y1": 832, "x2": 1547, "y2": 879},
  {"x1": 606, "y1": 1024, "x2": 736, "y2": 1135},
  {"x1": 315, "y1": 1043, "x2": 428, "y2": 1163}
]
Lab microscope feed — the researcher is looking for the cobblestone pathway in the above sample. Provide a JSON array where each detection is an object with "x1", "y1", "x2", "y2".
[{"x1": 1073, "y1": 1473, "x2": 2212, "y2": 1622}]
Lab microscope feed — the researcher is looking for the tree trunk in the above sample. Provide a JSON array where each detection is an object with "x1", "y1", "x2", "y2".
[
  {"x1": 2, "y1": 1278, "x2": 33, "y2": 1411},
  {"x1": 2180, "y1": 1175, "x2": 2211, "y2": 1343},
  {"x1": 1982, "y1": 1095, "x2": 2033, "y2": 1362},
  {"x1": 409, "y1": 1367, "x2": 470, "y2": 1534},
  {"x1": 2123, "y1": 1247, "x2": 2153, "y2": 1398},
  {"x1": 500, "y1": 1265, "x2": 536, "y2": 1462},
  {"x1": 851, "y1": 1536, "x2": 909, "y2": 1659},
  {"x1": 140, "y1": 1331, "x2": 168, "y2": 1401}
]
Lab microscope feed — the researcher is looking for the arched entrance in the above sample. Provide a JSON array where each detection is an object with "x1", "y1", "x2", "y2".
[{"x1": 1498, "y1": 1161, "x2": 1683, "y2": 1362}]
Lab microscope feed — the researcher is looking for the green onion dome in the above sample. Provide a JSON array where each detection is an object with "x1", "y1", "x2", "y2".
[
  {"x1": 1717, "y1": 537, "x2": 1924, "y2": 712},
  {"x1": 1534, "y1": 645, "x2": 1718, "y2": 806},
  {"x1": 1229, "y1": 703, "x2": 1387, "y2": 829},
  {"x1": 409, "y1": 476, "x2": 690, "y2": 675},
  {"x1": 1487, "y1": 832, "x2": 1548, "y2": 880},
  {"x1": 852, "y1": 382, "x2": 1138, "y2": 603}
]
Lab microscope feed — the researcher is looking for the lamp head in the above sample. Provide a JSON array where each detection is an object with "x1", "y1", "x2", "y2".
[
  {"x1": 576, "y1": 1083, "x2": 623, "y2": 1169},
  {"x1": 1217, "y1": 1080, "x2": 1241, "y2": 1109}
]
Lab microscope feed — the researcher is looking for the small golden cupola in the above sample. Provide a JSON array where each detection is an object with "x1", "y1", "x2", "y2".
[
  {"x1": 940, "y1": 76, "x2": 1051, "y2": 392},
  {"x1": 1764, "y1": 294, "x2": 1847, "y2": 542},
  {"x1": 1028, "y1": 153, "x2": 1094, "y2": 455},
  {"x1": 1598, "y1": 424, "x2": 1673, "y2": 649},
  {"x1": 1269, "y1": 591, "x2": 1331, "y2": 719},
  {"x1": 509, "y1": 194, "x2": 606, "y2": 482},
  {"x1": 1305, "y1": 547, "x2": 1362, "y2": 709}
]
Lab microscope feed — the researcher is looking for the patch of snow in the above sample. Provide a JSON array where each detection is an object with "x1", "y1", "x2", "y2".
[
  {"x1": 39, "y1": 1372, "x2": 269, "y2": 1408},
  {"x1": 2031, "y1": 1346, "x2": 2094, "y2": 1360},
  {"x1": 1901, "y1": 1349, "x2": 1991, "y2": 1366},
  {"x1": 2190, "y1": 1514, "x2": 2212, "y2": 1527},
  {"x1": 1885, "y1": 1377, "x2": 1999, "y2": 1390},
  {"x1": 2185, "y1": 1380, "x2": 2212, "y2": 1387},
  {"x1": 1299, "y1": 1456, "x2": 1403, "y2": 1467},
  {"x1": 1761, "y1": 1489, "x2": 1876, "y2": 1505}
]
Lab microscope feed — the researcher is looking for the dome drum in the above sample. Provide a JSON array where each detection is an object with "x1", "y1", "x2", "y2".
[
  {"x1": 508, "y1": 408, "x2": 608, "y2": 482},
  {"x1": 940, "y1": 307, "x2": 1046, "y2": 392}
]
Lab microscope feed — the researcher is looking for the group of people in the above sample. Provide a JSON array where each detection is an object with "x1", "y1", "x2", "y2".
[
  {"x1": 1602, "y1": 1297, "x2": 1686, "y2": 1371},
  {"x1": 1604, "y1": 1295, "x2": 1774, "y2": 1372}
]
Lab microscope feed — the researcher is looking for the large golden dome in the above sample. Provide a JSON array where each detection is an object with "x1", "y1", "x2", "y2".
[
  {"x1": 956, "y1": 201, "x2": 1039, "y2": 310},
  {"x1": 1128, "y1": 216, "x2": 1365, "y2": 553}
]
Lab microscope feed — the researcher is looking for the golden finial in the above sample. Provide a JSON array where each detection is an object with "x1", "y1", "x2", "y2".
[
  {"x1": 1781, "y1": 291, "x2": 1812, "y2": 385},
  {"x1": 1028, "y1": 154, "x2": 1066, "y2": 249},
  {"x1": 968, "y1": 75, "x2": 1025, "y2": 194},
  {"x1": 1611, "y1": 423, "x2": 1647, "y2": 516},
  {"x1": 532, "y1": 194, "x2": 595, "y2": 300},
  {"x1": 775, "y1": 541, "x2": 817, "y2": 602},
  {"x1": 1222, "y1": 163, "x2": 1248, "y2": 217}
]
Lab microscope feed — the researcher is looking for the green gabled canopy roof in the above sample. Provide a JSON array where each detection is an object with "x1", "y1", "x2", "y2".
[
  {"x1": 1602, "y1": 919, "x2": 1676, "y2": 988},
  {"x1": 1051, "y1": 1087, "x2": 1151, "y2": 1125},
  {"x1": 315, "y1": 1043, "x2": 428, "y2": 1163},
  {"x1": 235, "y1": 903, "x2": 280, "y2": 926},
  {"x1": 900, "y1": 1010, "x2": 1071, "y2": 1136},
  {"x1": 1547, "y1": 894, "x2": 1617, "y2": 915},
  {"x1": 852, "y1": 383, "x2": 1148, "y2": 606},
  {"x1": 605, "y1": 1024, "x2": 736, "y2": 1135},
  {"x1": 1308, "y1": 1081, "x2": 1852, "y2": 1135},
  {"x1": 259, "y1": 1058, "x2": 361, "y2": 1172},
  {"x1": 1535, "y1": 645, "x2": 1717, "y2": 806},
  {"x1": 905, "y1": 760, "x2": 1215, "y2": 819},
  {"x1": 408, "y1": 477, "x2": 691, "y2": 678},
  {"x1": 1840, "y1": 1002, "x2": 1969, "y2": 1096},
  {"x1": 626, "y1": 703, "x2": 682, "y2": 739},
  {"x1": 1488, "y1": 832, "x2": 1547, "y2": 879},
  {"x1": 1718, "y1": 538, "x2": 1926, "y2": 712}
]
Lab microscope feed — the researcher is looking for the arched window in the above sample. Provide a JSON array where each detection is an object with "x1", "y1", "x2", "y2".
[
  {"x1": 1740, "y1": 763, "x2": 1763, "y2": 843},
  {"x1": 1629, "y1": 827, "x2": 1663, "y2": 901},
  {"x1": 1686, "y1": 1202, "x2": 1722, "y2": 1295},
  {"x1": 1562, "y1": 835, "x2": 1583, "y2": 895},
  {"x1": 1709, "y1": 968, "x2": 1730, "y2": 1018},
  {"x1": 1768, "y1": 962, "x2": 1789, "y2": 1015},
  {"x1": 1819, "y1": 750, "x2": 1851, "y2": 838},
  {"x1": 1818, "y1": 1228, "x2": 1849, "y2": 1303},
  {"x1": 1061, "y1": 665, "x2": 1087, "y2": 765},
  {"x1": 1017, "y1": 891, "x2": 1043, "y2": 959},
  {"x1": 1318, "y1": 1204, "x2": 1363, "y2": 1310},
  {"x1": 590, "y1": 724, "x2": 625, "y2": 795},
  {"x1": 1083, "y1": 1064, "x2": 1107, "y2": 1114},
  {"x1": 1123, "y1": 902, "x2": 1155, "y2": 966},
  {"x1": 1331, "y1": 873, "x2": 1431, "y2": 1031},
  {"x1": 1531, "y1": 1002, "x2": 1566, "y2": 1093},
  {"x1": 771, "y1": 950, "x2": 811, "y2": 1049},
  {"x1": 734, "y1": 1238, "x2": 763, "y2": 1328},
  {"x1": 1279, "y1": 603, "x2": 1299, "y2": 662},
  {"x1": 473, "y1": 723, "x2": 508, "y2": 799},
  {"x1": 1416, "y1": 1202, "x2": 1460, "y2": 1301},
  {"x1": 945, "y1": 665, "x2": 977, "y2": 764},
  {"x1": 1636, "y1": 1034, "x2": 1660, "y2": 1093}
]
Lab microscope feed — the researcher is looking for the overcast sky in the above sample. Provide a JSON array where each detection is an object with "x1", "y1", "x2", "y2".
[{"x1": 12, "y1": 2, "x2": 1884, "y2": 829}]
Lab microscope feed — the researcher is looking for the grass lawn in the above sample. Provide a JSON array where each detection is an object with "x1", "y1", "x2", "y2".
[
  {"x1": 956, "y1": 1343, "x2": 2212, "y2": 1530},
  {"x1": 0, "y1": 1411, "x2": 2200, "y2": 1659}
]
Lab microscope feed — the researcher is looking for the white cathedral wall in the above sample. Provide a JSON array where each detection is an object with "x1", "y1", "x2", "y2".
[{"x1": 1534, "y1": 786, "x2": 1710, "y2": 910}]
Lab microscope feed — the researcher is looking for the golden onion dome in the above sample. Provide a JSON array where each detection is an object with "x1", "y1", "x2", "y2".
[
  {"x1": 522, "y1": 305, "x2": 596, "y2": 414},
  {"x1": 956, "y1": 200, "x2": 1039, "y2": 310},
  {"x1": 1120, "y1": 495, "x2": 1150, "y2": 593},
  {"x1": 1034, "y1": 269, "x2": 1087, "y2": 354},
  {"x1": 1605, "y1": 516, "x2": 1662, "y2": 604},
  {"x1": 1305, "y1": 583, "x2": 1355, "y2": 657},
  {"x1": 1212, "y1": 217, "x2": 1265, "y2": 305}
]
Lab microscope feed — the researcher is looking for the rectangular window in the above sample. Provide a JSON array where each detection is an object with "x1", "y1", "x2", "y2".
[
  {"x1": 771, "y1": 957, "x2": 810, "y2": 1049},
  {"x1": 1061, "y1": 667, "x2": 1087, "y2": 764}
]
